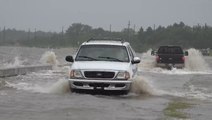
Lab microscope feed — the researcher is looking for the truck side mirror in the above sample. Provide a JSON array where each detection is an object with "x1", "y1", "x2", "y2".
[
  {"x1": 184, "y1": 51, "x2": 189, "y2": 56},
  {"x1": 151, "y1": 51, "x2": 155, "y2": 56},
  {"x1": 65, "y1": 56, "x2": 74, "y2": 62},
  {"x1": 132, "y1": 57, "x2": 140, "y2": 64}
]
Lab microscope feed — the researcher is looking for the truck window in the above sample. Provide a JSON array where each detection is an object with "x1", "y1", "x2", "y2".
[{"x1": 158, "y1": 47, "x2": 183, "y2": 54}]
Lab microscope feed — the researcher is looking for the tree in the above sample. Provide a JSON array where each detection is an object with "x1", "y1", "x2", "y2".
[{"x1": 66, "y1": 23, "x2": 93, "y2": 46}]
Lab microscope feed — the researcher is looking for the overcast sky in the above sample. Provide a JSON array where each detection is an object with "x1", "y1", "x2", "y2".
[{"x1": 0, "y1": 0, "x2": 212, "y2": 32}]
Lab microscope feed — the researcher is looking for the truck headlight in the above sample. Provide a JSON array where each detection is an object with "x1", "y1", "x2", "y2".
[
  {"x1": 70, "y1": 70, "x2": 83, "y2": 79},
  {"x1": 116, "y1": 71, "x2": 130, "y2": 80}
]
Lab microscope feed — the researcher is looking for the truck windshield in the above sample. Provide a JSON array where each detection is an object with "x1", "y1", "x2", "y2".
[
  {"x1": 75, "y1": 45, "x2": 129, "y2": 62},
  {"x1": 158, "y1": 46, "x2": 183, "y2": 54}
]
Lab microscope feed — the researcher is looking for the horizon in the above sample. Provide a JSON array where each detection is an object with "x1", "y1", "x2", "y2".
[{"x1": 0, "y1": 21, "x2": 210, "y2": 33}]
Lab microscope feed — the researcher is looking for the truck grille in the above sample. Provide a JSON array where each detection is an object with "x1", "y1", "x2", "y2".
[{"x1": 84, "y1": 71, "x2": 115, "y2": 78}]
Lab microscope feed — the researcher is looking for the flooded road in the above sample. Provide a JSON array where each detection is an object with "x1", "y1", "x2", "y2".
[{"x1": 0, "y1": 46, "x2": 212, "y2": 120}]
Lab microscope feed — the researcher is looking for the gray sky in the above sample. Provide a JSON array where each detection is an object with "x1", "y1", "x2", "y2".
[{"x1": 0, "y1": 0, "x2": 212, "y2": 32}]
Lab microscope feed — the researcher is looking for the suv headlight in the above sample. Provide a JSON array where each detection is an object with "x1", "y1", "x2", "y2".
[
  {"x1": 70, "y1": 70, "x2": 83, "y2": 79},
  {"x1": 116, "y1": 71, "x2": 130, "y2": 80}
]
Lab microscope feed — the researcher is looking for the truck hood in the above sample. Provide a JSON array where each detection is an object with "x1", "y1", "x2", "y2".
[{"x1": 71, "y1": 61, "x2": 130, "y2": 71}]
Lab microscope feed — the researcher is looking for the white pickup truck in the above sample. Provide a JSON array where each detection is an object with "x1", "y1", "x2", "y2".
[{"x1": 65, "y1": 38, "x2": 140, "y2": 94}]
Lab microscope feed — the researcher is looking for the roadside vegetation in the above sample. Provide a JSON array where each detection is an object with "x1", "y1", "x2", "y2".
[
  {"x1": 163, "y1": 100, "x2": 193, "y2": 119},
  {"x1": 0, "y1": 22, "x2": 212, "y2": 52}
]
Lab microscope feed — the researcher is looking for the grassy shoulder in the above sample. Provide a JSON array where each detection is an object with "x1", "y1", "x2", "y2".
[{"x1": 163, "y1": 100, "x2": 193, "y2": 119}]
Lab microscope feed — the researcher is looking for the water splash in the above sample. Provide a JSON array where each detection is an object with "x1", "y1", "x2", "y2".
[
  {"x1": 138, "y1": 49, "x2": 156, "y2": 70},
  {"x1": 60, "y1": 66, "x2": 71, "y2": 77},
  {"x1": 6, "y1": 82, "x2": 47, "y2": 93},
  {"x1": 47, "y1": 79, "x2": 70, "y2": 94},
  {"x1": 3, "y1": 56, "x2": 27, "y2": 68},
  {"x1": 6, "y1": 79, "x2": 70, "y2": 94},
  {"x1": 40, "y1": 51, "x2": 59, "y2": 66},
  {"x1": 131, "y1": 76, "x2": 156, "y2": 95},
  {"x1": 185, "y1": 48, "x2": 210, "y2": 71}
]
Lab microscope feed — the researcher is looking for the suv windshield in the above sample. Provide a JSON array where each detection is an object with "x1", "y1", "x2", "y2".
[
  {"x1": 158, "y1": 46, "x2": 183, "y2": 54},
  {"x1": 75, "y1": 45, "x2": 129, "y2": 62}
]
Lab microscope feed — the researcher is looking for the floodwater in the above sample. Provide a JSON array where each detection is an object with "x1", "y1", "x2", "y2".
[{"x1": 0, "y1": 46, "x2": 212, "y2": 120}]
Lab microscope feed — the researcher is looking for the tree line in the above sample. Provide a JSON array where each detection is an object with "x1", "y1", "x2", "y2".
[{"x1": 0, "y1": 22, "x2": 212, "y2": 52}]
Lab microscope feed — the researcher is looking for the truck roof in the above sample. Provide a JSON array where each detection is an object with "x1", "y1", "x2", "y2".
[
  {"x1": 159, "y1": 45, "x2": 182, "y2": 48},
  {"x1": 81, "y1": 38, "x2": 130, "y2": 46}
]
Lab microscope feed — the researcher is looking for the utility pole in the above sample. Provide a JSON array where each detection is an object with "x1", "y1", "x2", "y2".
[
  {"x1": 109, "y1": 24, "x2": 112, "y2": 33},
  {"x1": 0, "y1": 27, "x2": 1, "y2": 42},
  {"x1": 34, "y1": 28, "x2": 37, "y2": 40},
  {"x1": 61, "y1": 26, "x2": 64, "y2": 38},
  {"x1": 134, "y1": 24, "x2": 136, "y2": 34},
  {"x1": 28, "y1": 28, "x2": 31, "y2": 41},
  {"x1": 61, "y1": 26, "x2": 64, "y2": 45},
  {"x1": 3, "y1": 26, "x2": 6, "y2": 43},
  {"x1": 128, "y1": 21, "x2": 131, "y2": 41}
]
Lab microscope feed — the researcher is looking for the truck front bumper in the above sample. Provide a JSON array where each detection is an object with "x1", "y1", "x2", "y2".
[
  {"x1": 156, "y1": 63, "x2": 184, "y2": 68},
  {"x1": 68, "y1": 79, "x2": 132, "y2": 91}
]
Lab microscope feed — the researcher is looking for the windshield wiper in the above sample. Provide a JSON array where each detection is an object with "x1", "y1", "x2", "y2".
[
  {"x1": 98, "y1": 56, "x2": 123, "y2": 62},
  {"x1": 78, "y1": 56, "x2": 97, "y2": 61}
]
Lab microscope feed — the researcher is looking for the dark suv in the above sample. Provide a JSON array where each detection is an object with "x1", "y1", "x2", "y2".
[{"x1": 151, "y1": 46, "x2": 188, "y2": 69}]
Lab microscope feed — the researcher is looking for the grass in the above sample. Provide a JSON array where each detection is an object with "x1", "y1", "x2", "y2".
[{"x1": 163, "y1": 100, "x2": 193, "y2": 119}]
